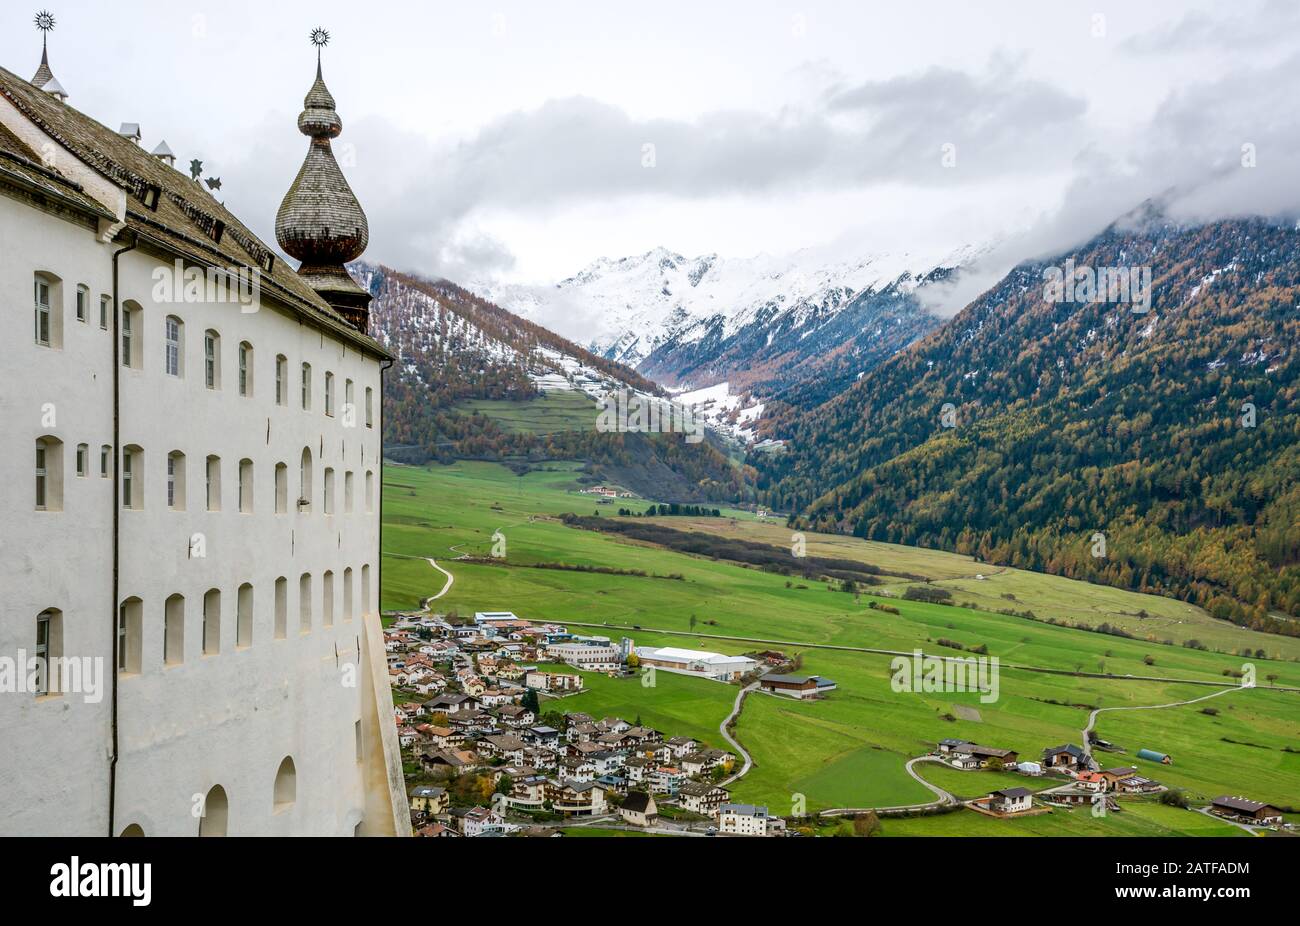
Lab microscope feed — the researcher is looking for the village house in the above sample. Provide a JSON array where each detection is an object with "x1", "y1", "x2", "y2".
[
  {"x1": 547, "y1": 779, "x2": 608, "y2": 816},
  {"x1": 667, "y1": 736, "x2": 701, "y2": 759},
  {"x1": 718, "y1": 803, "x2": 785, "y2": 836},
  {"x1": 648, "y1": 766, "x2": 688, "y2": 795},
  {"x1": 559, "y1": 757, "x2": 597, "y2": 782},
  {"x1": 681, "y1": 748, "x2": 732, "y2": 777},
  {"x1": 452, "y1": 806, "x2": 504, "y2": 837},
  {"x1": 620, "y1": 791, "x2": 658, "y2": 827},
  {"x1": 505, "y1": 774, "x2": 550, "y2": 812},
  {"x1": 496, "y1": 705, "x2": 535, "y2": 728},
  {"x1": 987, "y1": 787, "x2": 1034, "y2": 814},
  {"x1": 415, "y1": 822, "x2": 460, "y2": 838},
  {"x1": 525, "y1": 670, "x2": 584, "y2": 692},
  {"x1": 623, "y1": 755, "x2": 656, "y2": 784},
  {"x1": 479, "y1": 734, "x2": 528, "y2": 764},
  {"x1": 949, "y1": 744, "x2": 1019, "y2": 769},
  {"x1": 409, "y1": 786, "x2": 448, "y2": 815},
  {"x1": 678, "y1": 781, "x2": 730, "y2": 817}
]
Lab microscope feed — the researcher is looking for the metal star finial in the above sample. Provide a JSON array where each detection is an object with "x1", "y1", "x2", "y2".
[
  {"x1": 189, "y1": 158, "x2": 203, "y2": 181},
  {"x1": 310, "y1": 27, "x2": 330, "y2": 61},
  {"x1": 205, "y1": 177, "x2": 222, "y2": 192},
  {"x1": 35, "y1": 10, "x2": 55, "y2": 48}
]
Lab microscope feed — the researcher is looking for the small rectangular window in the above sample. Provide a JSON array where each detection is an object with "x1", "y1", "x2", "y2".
[
  {"x1": 76, "y1": 286, "x2": 88, "y2": 322},
  {"x1": 76, "y1": 444, "x2": 87, "y2": 477},
  {"x1": 165, "y1": 318, "x2": 181, "y2": 376},
  {"x1": 34, "y1": 279, "x2": 51, "y2": 346},
  {"x1": 100, "y1": 296, "x2": 109, "y2": 330},
  {"x1": 205, "y1": 333, "x2": 217, "y2": 389},
  {"x1": 35, "y1": 445, "x2": 47, "y2": 509},
  {"x1": 121, "y1": 307, "x2": 133, "y2": 367}
]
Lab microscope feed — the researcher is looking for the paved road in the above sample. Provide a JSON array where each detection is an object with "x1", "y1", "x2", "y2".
[
  {"x1": 718, "y1": 680, "x2": 761, "y2": 787},
  {"x1": 1082, "y1": 685, "x2": 1243, "y2": 759},
  {"x1": 558, "y1": 620, "x2": 1300, "y2": 691}
]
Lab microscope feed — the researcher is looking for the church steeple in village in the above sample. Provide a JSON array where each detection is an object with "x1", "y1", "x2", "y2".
[
  {"x1": 31, "y1": 10, "x2": 68, "y2": 101},
  {"x1": 275, "y1": 27, "x2": 373, "y2": 334}
]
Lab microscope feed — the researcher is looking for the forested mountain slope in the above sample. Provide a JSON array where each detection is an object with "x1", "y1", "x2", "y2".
[{"x1": 757, "y1": 215, "x2": 1300, "y2": 634}]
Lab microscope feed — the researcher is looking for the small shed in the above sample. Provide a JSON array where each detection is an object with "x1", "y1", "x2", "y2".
[
  {"x1": 1136, "y1": 748, "x2": 1172, "y2": 765},
  {"x1": 1017, "y1": 761, "x2": 1043, "y2": 776}
]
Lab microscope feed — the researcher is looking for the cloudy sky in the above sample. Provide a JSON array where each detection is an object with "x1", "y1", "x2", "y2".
[{"x1": 4, "y1": 0, "x2": 1299, "y2": 297}]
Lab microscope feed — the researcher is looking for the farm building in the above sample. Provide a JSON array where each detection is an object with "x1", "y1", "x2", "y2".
[
  {"x1": 1136, "y1": 749, "x2": 1173, "y2": 765},
  {"x1": 1210, "y1": 796, "x2": 1283, "y2": 825},
  {"x1": 759, "y1": 673, "x2": 838, "y2": 698},
  {"x1": 636, "y1": 646, "x2": 758, "y2": 681},
  {"x1": 1043, "y1": 744, "x2": 1089, "y2": 770}
]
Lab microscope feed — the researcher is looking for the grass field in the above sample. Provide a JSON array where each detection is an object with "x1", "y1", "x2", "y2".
[
  {"x1": 877, "y1": 800, "x2": 1249, "y2": 837},
  {"x1": 381, "y1": 460, "x2": 1300, "y2": 825},
  {"x1": 452, "y1": 391, "x2": 600, "y2": 435}
]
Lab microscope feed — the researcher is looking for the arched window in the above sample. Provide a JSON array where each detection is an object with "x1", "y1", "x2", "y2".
[
  {"x1": 365, "y1": 470, "x2": 374, "y2": 514},
  {"x1": 119, "y1": 823, "x2": 145, "y2": 837},
  {"x1": 198, "y1": 785, "x2": 228, "y2": 837},
  {"x1": 365, "y1": 387, "x2": 373, "y2": 429},
  {"x1": 237, "y1": 583, "x2": 253, "y2": 648},
  {"x1": 275, "y1": 355, "x2": 288, "y2": 405},
  {"x1": 273, "y1": 757, "x2": 297, "y2": 813},
  {"x1": 274, "y1": 462, "x2": 288, "y2": 514},
  {"x1": 274, "y1": 577, "x2": 287, "y2": 640},
  {"x1": 164, "y1": 315, "x2": 184, "y2": 377},
  {"x1": 238, "y1": 459, "x2": 254, "y2": 513},
  {"x1": 167, "y1": 451, "x2": 186, "y2": 510},
  {"x1": 325, "y1": 371, "x2": 335, "y2": 417},
  {"x1": 35, "y1": 609, "x2": 63, "y2": 696},
  {"x1": 117, "y1": 597, "x2": 143, "y2": 675},
  {"x1": 343, "y1": 568, "x2": 354, "y2": 622},
  {"x1": 204, "y1": 330, "x2": 221, "y2": 389},
  {"x1": 299, "y1": 573, "x2": 312, "y2": 634},
  {"x1": 75, "y1": 284, "x2": 88, "y2": 323},
  {"x1": 238, "y1": 341, "x2": 253, "y2": 397},
  {"x1": 76, "y1": 443, "x2": 88, "y2": 478},
  {"x1": 323, "y1": 467, "x2": 335, "y2": 516},
  {"x1": 301, "y1": 362, "x2": 312, "y2": 410},
  {"x1": 35, "y1": 436, "x2": 63, "y2": 511},
  {"x1": 34, "y1": 272, "x2": 62, "y2": 348},
  {"x1": 206, "y1": 455, "x2": 221, "y2": 511},
  {"x1": 202, "y1": 588, "x2": 221, "y2": 655},
  {"x1": 322, "y1": 570, "x2": 335, "y2": 627},
  {"x1": 100, "y1": 444, "x2": 111, "y2": 478},
  {"x1": 361, "y1": 564, "x2": 372, "y2": 617},
  {"x1": 164, "y1": 594, "x2": 185, "y2": 666},
  {"x1": 121, "y1": 301, "x2": 143, "y2": 369},
  {"x1": 121, "y1": 445, "x2": 143, "y2": 510},
  {"x1": 344, "y1": 470, "x2": 354, "y2": 514},
  {"x1": 344, "y1": 378, "x2": 354, "y2": 426},
  {"x1": 299, "y1": 447, "x2": 313, "y2": 512}
]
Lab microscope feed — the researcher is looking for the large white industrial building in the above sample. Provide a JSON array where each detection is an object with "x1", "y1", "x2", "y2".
[{"x1": 0, "y1": 28, "x2": 407, "y2": 836}]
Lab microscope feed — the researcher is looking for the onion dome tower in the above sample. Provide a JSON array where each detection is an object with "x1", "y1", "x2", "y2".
[
  {"x1": 31, "y1": 11, "x2": 68, "y2": 102},
  {"x1": 275, "y1": 28, "x2": 372, "y2": 333}
]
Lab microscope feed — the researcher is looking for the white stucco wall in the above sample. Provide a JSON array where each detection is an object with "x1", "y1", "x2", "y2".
[{"x1": 0, "y1": 184, "x2": 404, "y2": 836}]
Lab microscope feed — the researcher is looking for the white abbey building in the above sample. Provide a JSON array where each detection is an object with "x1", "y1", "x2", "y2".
[{"x1": 0, "y1": 28, "x2": 408, "y2": 836}]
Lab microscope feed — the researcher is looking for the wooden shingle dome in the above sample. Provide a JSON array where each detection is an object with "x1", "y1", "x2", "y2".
[{"x1": 275, "y1": 47, "x2": 372, "y2": 333}]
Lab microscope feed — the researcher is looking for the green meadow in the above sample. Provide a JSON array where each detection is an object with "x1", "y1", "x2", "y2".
[{"x1": 381, "y1": 461, "x2": 1300, "y2": 825}]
